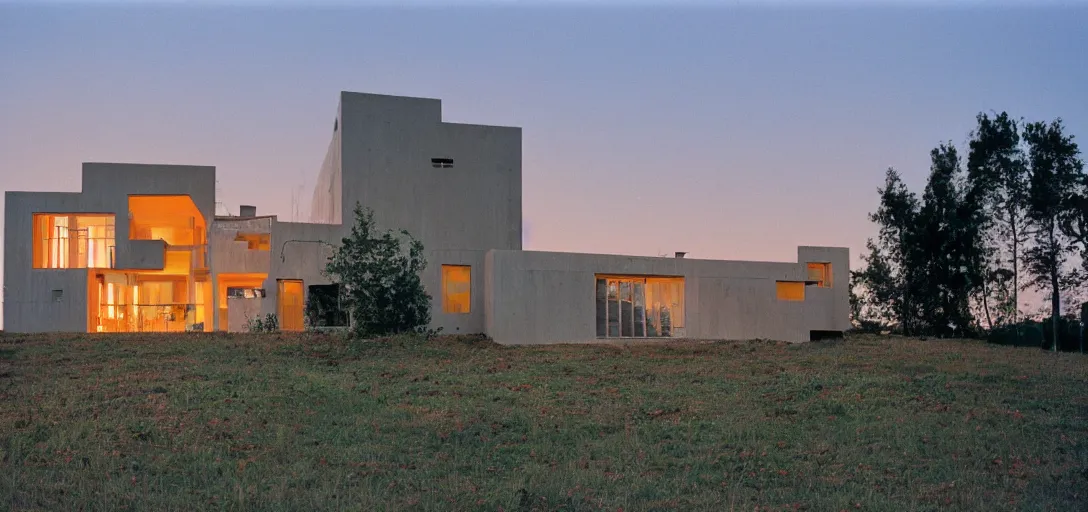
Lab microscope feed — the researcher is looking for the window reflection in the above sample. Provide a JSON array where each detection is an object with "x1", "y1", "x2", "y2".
[{"x1": 595, "y1": 276, "x2": 684, "y2": 338}]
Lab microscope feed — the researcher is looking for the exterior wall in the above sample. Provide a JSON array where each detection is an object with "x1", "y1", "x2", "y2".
[
  {"x1": 262, "y1": 221, "x2": 340, "y2": 320},
  {"x1": 338, "y1": 92, "x2": 522, "y2": 253},
  {"x1": 3, "y1": 163, "x2": 215, "y2": 332},
  {"x1": 209, "y1": 216, "x2": 273, "y2": 330},
  {"x1": 226, "y1": 296, "x2": 263, "y2": 332},
  {"x1": 309, "y1": 102, "x2": 342, "y2": 225},
  {"x1": 82, "y1": 163, "x2": 216, "y2": 270},
  {"x1": 427, "y1": 250, "x2": 488, "y2": 334},
  {"x1": 797, "y1": 246, "x2": 852, "y2": 333},
  {"x1": 484, "y1": 248, "x2": 850, "y2": 345},
  {"x1": 210, "y1": 217, "x2": 273, "y2": 275},
  {"x1": 332, "y1": 92, "x2": 521, "y2": 334}
]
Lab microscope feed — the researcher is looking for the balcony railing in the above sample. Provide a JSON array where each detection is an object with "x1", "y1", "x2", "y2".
[{"x1": 96, "y1": 303, "x2": 207, "y2": 332}]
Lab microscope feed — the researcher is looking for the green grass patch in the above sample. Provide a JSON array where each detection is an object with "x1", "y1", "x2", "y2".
[{"x1": 0, "y1": 332, "x2": 1086, "y2": 511}]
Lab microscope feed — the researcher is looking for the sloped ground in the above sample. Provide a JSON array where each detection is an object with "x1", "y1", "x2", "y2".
[{"x1": 1, "y1": 332, "x2": 1085, "y2": 511}]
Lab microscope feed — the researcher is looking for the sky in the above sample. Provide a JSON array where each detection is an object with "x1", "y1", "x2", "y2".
[{"x1": 1, "y1": 1, "x2": 1086, "y2": 328}]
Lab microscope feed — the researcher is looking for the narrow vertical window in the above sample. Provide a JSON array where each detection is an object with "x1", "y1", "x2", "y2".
[
  {"x1": 277, "y1": 279, "x2": 305, "y2": 331},
  {"x1": 595, "y1": 279, "x2": 607, "y2": 337},
  {"x1": 607, "y1": 281, "x2": 620, "y2": 337},
  {"x1": 441, "y1": 265, "x2": 471, "y2": 313},
  {"x1": 632, "y1": 280, "x2": 646, "y2": 337}
]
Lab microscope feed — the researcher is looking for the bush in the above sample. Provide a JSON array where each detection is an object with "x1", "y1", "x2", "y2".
[
  {"x1": 246, "y1": 313, "x2": 279, "y2": 333},
  {"x1": 988, "y1": 317, "x2": 1083, "y2": 352},
  {"x1": 324, "y1": 203, "x2": 433, "y2": 339}
]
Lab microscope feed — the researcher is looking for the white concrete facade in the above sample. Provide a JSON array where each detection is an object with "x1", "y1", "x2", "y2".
[{"x1": 3, "y1": 91, "x2": 848, "y2": 343}]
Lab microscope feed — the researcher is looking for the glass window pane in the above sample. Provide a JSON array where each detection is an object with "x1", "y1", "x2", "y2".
[
  {"x1": 620, "y1": 281, "x2": 633, "y2": 337},
  {"x1": 595, "y1": 279, "x2": 607, "y2": 337},
  {"x1": 607, "y1": 280, "x2": 620, "y2": 337},
  {"x1": 646, "y1": 281, "x2": 659, "y2": 337},
  {"x1": 671, "y1": 280, "x2": 685, "y2": 329},
  {"x1": 633, "y1": 280, "x2": 646, "y2": 337}
]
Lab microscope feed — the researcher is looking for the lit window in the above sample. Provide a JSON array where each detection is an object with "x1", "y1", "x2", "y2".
[
  {"x1": 33, "y1": 214, "x2": 116, "y2": 269},
  {"x1": 807, "y1": 262, "x2": 832, "y2": 288},
  {"x1": 227, "y1": 287, "x2": 266, "y2": 299},
  {"x1": 776, "y1": 281, "x2": 805, "y2": 301},
  {"x1": 128, "y1": 195, "x2": 206, "y2": 246},
  {"x1": 441, "y1": 265, "x2": 471, "y2": 313}
]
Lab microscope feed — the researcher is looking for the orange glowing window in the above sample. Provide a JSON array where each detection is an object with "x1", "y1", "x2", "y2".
[
  {"x1": 807, "y1": 262, "x2": 832, "y2": 288},
  {"x1": 127, "y1": 195, "x2": 205, "y2": 246},
  {"x1": 33, "y1": 214, "x2": 115, "y2": 269},
  {"x1": 441, "y1": 265, "x2": 471, "y2": 314},
  {"x1": 234, "y1": 233, "x2": 271, "y2": 250},
  {"x1": 776, "y1": 281, "x2": 805, "y2": 301}
]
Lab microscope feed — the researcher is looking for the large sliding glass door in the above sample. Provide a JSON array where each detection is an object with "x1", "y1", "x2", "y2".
[{"x1": 595, "y1": 276, "x2": 684, "y2": 338}]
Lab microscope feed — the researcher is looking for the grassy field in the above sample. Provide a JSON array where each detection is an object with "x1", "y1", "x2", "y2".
[{"x1": 1, "y1": 332, "x2": 1086, "y2": 511}]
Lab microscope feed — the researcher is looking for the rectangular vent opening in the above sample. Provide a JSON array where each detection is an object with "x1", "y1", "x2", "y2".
[{"x1": 431, "y1": 158, "x2": 454, "y2": 168}]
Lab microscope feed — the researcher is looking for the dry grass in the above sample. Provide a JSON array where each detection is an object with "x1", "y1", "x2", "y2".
[{"x1": 1, "y1": 332, "x2": 1086, "y2": 511}]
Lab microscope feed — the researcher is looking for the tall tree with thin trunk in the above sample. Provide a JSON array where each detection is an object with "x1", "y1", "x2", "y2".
[
  {"x1": 857, "y1": 168, "x2": 920, "y2": 333},
  {"x1": 1022, "y1": 119, "x2": 1084, "y2": 351},
  {"x1": 854, "y1": 239, "x2": 899, "y2": 330},
  {"x1": 966, "y1": 112, "x2": 1029, "y2": 329},
  {"x1": 914, "y1": 143, "x2": 985, "y2": 336}
]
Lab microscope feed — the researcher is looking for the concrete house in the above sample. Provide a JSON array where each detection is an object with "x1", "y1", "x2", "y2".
[{"x1": 3, "y1": 91, "x2": 849, "y2": 343}]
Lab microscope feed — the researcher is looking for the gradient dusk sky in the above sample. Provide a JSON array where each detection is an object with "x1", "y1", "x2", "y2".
[{"x1": 1, "y1": 2, "x2": 1086, "y2": 328}]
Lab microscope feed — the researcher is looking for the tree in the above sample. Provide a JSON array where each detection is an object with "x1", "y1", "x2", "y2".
[
  {"x1": 1060, "y1": 179, "x2": 1088, "y2": 278},
  {"x1": 855, "y1": 168, "x2": 920, "y2": 333},
  {"x1": 852, "y1": 239, "x2": 898, "y2": 330},
  {"x1": 966, "y1": 112, "x2": 1030, "y2": 329},
  {"x1": 854, "y1": 113, "x2": 1086, "y2": 346},
  {"x1": 1022, "y1": 119, "x2": 1085, "y2": 351},
  {"x1": 913, "y1": 143, "x2": 984, "y2": 336},
  {"x1": 324, "y1": 202, "x2": 432, "y2": 338}
]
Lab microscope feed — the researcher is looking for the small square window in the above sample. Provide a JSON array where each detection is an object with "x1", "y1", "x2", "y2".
[{"x1": 51, "y1": 289, "x2": 63, "y2": 302}]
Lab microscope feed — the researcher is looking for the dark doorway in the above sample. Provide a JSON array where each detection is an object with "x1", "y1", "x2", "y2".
[
  {"x1": 810, "y1": 330, "x2": 845, "y2": 342},
  {"x1": 306, "y1": 284, "x2": 347, "y2": 328}
]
